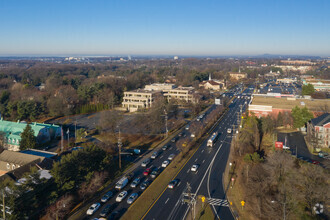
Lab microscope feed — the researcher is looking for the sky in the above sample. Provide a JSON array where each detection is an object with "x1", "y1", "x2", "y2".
[{"x1": 0, "y1": 0, "x2": 329, "y2": 56}]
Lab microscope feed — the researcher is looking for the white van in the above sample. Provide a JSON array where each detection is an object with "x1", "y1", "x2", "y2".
[{"x1": 115, "y1": 177, "x2": 129, "y2": 190}]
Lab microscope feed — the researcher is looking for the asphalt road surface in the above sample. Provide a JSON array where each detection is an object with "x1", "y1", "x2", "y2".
[{"x1": 143, "y1": 90, "x2": 251, "y2": 220}]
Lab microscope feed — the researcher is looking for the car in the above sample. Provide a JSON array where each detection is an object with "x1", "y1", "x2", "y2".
[
  {"x1": 185, "y1": 125, "x2": 190, "y2": 130},
  {"x1": 101, "y1": 191, "x2": 113, "y2": 203},
  {"x1": 150, "y1": 168, "x2": 159, "y2": 178},
  {"x1": 171, "y1": 138, "x2": 177, "y2": 143},
  {"x1": 312, "y1": 160, "x2": 320, "y2": 165},
  {"x1": 168, "y1": 154, "x2": 175, "y2": 161},
  {"x1": 127, "y1": 193, "x2": 139, "y2": 204},
  {"x1": 168, "y1": 179, "x2": 179, "y2": 189},
  {"x1": 116, "y1": 191, "x2": 128, "y2": 202},
  {"x1": 140, "y1": 179, "x2": 151, "y2": 190},
  {"x1": 178, "y1": 132, "x2": 183, "y2": 137},
  {"x1": 227, "y1": 128, "x2": 232, "y2": 134},
  {"x1": 130, "y1": 177, "x2": 141, "y2": 188},
  {"x1": 162, "y1": 145, "x2": 168, "y2": 150},
  {"x1": 86, "y1": 203, "x2": 101, "y2": 215},
  {"x1": 151, "y1": 151, "x2": 159, "y2": 159},
  {"x1": 143, "y1": 168, "x2": 152, "y2": 176},
  {"x1": 191, "y1": 164, "x2": 199, "y2": 172},
  {"x1": 191, "y1": 133, "x2": 195, "y2": 138},
  {"x1": 141, "y1": 158, "x2": 151, "y2": 167},
  {"x1": 162, "y1": 160, "x2": 170, "y2": 167},
  {"x1": 108, "y1": 211, "x2": 119, "y2": 220},
  {"x1": 100, "y1": 204, "x2": 112, "y2": 217}
]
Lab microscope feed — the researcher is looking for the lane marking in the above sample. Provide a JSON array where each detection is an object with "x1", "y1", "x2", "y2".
[
  {"x1": 195, "y1": 158, "x2": 198, "y2": 162},
  {"x1": 165, "y1": 198, "x2": 170, "y2": 204},
  {"x1": 202, "y1": 160, "x2": 205, "y2": 164},
  {"x1": 187, "y1": 169, "x2": 190, "y2": 173},
  {"x1": 201, "y1": 149, "x2": 204, "y2": 153},
  {"x1": 160, "y1": 155, "x2": 163, "y2": 159}
]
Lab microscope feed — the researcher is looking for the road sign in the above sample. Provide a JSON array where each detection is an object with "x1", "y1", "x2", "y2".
[
  {"x1": 275, "y1": 141, "x2": 283, "y2": 149},
  {"x1": 241, "y1": 200, "x2": 245, "y2": 207},
  {"x1": 201, "y1": 196, "x2": 206, "y2": 202}
]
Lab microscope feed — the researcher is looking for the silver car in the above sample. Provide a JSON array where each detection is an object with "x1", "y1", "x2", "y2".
[{"x1": 127, "y1": 193, "x2": 139, "y2": 204}]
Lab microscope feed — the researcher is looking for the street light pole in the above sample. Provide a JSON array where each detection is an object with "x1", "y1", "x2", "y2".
[
  {"x1": 118, "y1": 126, "x2": 122, "y2": 170},
  {"x1": 2, "y1": 189, "x2": 5, "y2": 220},
  {"x1": 164, "y1": 109, "x2": 168, "y2": 138}
]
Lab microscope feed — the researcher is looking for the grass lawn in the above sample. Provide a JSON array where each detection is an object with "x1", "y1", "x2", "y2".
[{"x1": 197, "y1": 204, "x2": 214, "y2": 220}]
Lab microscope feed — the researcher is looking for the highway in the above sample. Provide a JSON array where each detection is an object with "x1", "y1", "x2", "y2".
[
  {"x1": 143, "y1": 88, "x2": 252, "y2": 220},
  {"x1": 82, "y1": 100, "x2": 220, "y2": 219}
]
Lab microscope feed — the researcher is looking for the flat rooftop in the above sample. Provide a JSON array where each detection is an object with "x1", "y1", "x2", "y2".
[
  {"x1": 251, "y1": 96, "x2": 330, "y2": 111},
  {"x1": 20, "y1": 149, "x2": 57, "y2": 159}
]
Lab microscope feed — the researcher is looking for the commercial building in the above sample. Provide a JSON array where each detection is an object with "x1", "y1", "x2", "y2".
[
  {"x1": 163, "y1": 87, "x2": 196, "y2": 103},
  {"x1": 199, "y1": 74, "x2": 226, "y2": 91},
  {"x1": 144, "y1": 83, "x2": 175, "y2": 91},
  {"x1": 276, "y1": 78, "x2": 297, "y2": 84},
  {"x1": 229, "y1": 72, "x2": 247, "y2": 80},
  {"x1": 0, "y1": 119, "x2": 61, "y2": 151},
  {"x1": 280, "y1": 60, "x2": 316, "y2": 65},
  {"x1": 302, "y1": 78, "x2": 330, "y2": 92},
  {"x1": 307, "y1": 113, "x2": 330, "y2": 149},
  {"x1": 248, "y1": 96, "x2": 330, "y2": 118},
  {"x1": 122, "y1": 89, "x2": 162, "y2": 112}
]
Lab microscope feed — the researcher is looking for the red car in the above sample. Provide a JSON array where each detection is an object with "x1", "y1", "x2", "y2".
[
  {"x1": 312, "y1": 160, "x2": 320, "y2": 165},
  {"x1": 143, "y1": 168, "x2": 151, "y2": 176}
]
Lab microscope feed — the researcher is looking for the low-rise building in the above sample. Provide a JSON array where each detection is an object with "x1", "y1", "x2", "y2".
[
  {"x1": 0, "y1": 119, "x2": 61, "y2": 151},
  {"x1": 229, "y1": 72, "x2": 247, "y2": 80},
  {"x1": 122, "y1": 89, "x2": 162, "y2": 112},
  {"x1": 307, "y1": 113, "x2": 330, "y2": 149},
  {"x1": 163, "y1": 87, "x2": 196, "y2": 103},
  {"x1": 144, "y1": 83, "x2": 175, "y2": 91},
  {"x1": 302, "y1": 78, "x2": 330, "y2": 92}
]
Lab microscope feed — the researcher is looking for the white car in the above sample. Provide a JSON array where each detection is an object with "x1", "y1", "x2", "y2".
[
  {"x1": 191, "y1": 133, "x2": 195, "y2": 138},
  {"x1": 86, "y1": 203, "x2": 101, "y2": 215},
  {"x1": 162, "y1": 160, "x2": 170, "y2": 167},
  {"x1": 191, "y1": 164, "x2": 199, "y2": 172},
  {"x1": 168, "y1": 154, "x2": 175, "y2": 161},
  {"x1": 116, "y1": 191, "x2": 128, "y2": 202}
]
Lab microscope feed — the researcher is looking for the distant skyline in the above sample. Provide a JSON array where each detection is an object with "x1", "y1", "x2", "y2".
[{"x1": 0, "y1": 0, "x2": 329, "y2": 56}]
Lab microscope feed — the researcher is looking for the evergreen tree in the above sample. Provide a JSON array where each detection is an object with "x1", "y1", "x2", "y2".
[{"x1": 20, "y1": 124, "x2": 37, "y2": 150}]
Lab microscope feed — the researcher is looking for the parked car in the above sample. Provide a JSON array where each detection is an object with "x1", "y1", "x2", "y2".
[
  {"x1": 191, "y1": 164, "x2": 199, "y2": 172},
  {"x1": 86, "y1": 203, "x2": 101, "y2": 215},
  {"x1": 140, "y1": 179, "x2": 151, "y2": 190},
  {"x1": 162, "y1": 145, "x2": 168, "y2": 150},
  {"x1": 101, "y1": 191, "x2": 113, "y2": 203},
  {"x1": 168, "y1": 154, "x2": 175, "y2": 161},
  {"x1": 168, "y1": 179, "x2": 179, "y2": 189},
  {"x1": 141, "y1": 158, "x2": 151, "y2": 167},
  {"x1": 151, "y1": 151, "x2": 159, "y2": 159},
  {"x1": 171, "y1": 138, "x2": 177, "y2": 143},
  {"x1": 162, "y1": 160, "x2": 170, "y2": 167},
  {"x1": 100, "y1": 204, "x2": 112, "y2": 217},
  {"x1": 130, "y1": 177, "x2": 141, "y2": 188},
  {"x1": 127, "y1": 193, "x2": 139, "y2": 204},
  {"x1": 143, "y1": 168, "x2": 152, "y2": 176},
  {"x1": 116, "y1": 191, "x2": 128, "y2": 202}
]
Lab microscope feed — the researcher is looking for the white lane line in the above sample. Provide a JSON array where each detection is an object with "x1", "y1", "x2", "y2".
[
  {"x1": 177, "y1": 182, "x2": 181, "y2": 187},
  {"x1": 196, "y1": 170, "x2": 198, "y2": 174},
  {"x1": 187, "y1": 169, "x2": 190, "y2": 173},
  {"x1": 195, "y1": 158, "x2": 198, "y2": 162},
  {"x1": 160, "y1": 155, "x2": 163, "y2": 159},
  {"x1": 201, "y1": 149, "x2": 204, "y2": 153},
  {"x1": 202, "y1": 160, "x2": 205, "y2": 164},
  {"x1": 165, "y1": 198, "x2": 170, "y2": 204}
]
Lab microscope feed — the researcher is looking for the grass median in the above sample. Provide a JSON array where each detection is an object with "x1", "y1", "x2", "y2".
[{"x1": 122, "y1": 146, "x2": 199, "y2": 220}]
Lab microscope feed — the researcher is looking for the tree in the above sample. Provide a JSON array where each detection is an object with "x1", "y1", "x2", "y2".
[
  {"x1": 291, "y1": 106, "x2": 313, "y2": 129},
  {"x1": 302, "y1": 84, "x2": 315, "y2": 96},
  {"x1": 20, "y1": 124, "x2": 37, "y2": 150}
]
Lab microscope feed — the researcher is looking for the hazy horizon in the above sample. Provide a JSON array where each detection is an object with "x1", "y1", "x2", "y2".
[{"x1": 1, "y1": 0, "x2": 329, "y2": 56}]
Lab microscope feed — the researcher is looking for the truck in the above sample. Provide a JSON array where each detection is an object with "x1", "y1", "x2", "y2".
[{"x1": 207, "y1": 132, "x2": 218, "y2": 147}]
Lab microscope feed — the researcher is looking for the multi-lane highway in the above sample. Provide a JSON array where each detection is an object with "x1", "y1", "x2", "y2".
[
  {"x1": 82, "y1": 100, "x2": 220, "y2": 219},
  {"x1": 143, "y1": 89, "x2": 252, "y2": 220}
]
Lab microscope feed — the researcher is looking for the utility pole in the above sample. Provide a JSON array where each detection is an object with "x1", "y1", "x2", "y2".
[
  {"x1": 74, "y1": 119, "x2": 77, "y2": 146},
  {"x1": 164, "y1": 109, "x2": 168, "y2": 138},
  {"x1": 182, "y1": 183, "x2": 196, "y2": 220},
  {"x1": 2, "y1": 189, "x2": 5, "y2": 220},
  {"x1": 118, "y1": 126, "x2": 122, "y2": 170},
  {"x1": 61, "y1": 126, "x2": 64, "y2": 152}
]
